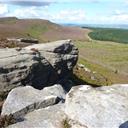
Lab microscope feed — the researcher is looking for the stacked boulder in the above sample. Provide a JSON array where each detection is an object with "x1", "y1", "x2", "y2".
[{"x1": 0, "y1": 39, "x2": 78, "y2": 91}]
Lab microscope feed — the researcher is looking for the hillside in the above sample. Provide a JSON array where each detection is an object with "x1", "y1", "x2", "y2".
[
  {"x1": 0, "y1": 17, "x2": 128, "y2": 86},
  {"x1": 70, "y1": 27, "x2": 128, "y2": 86},
  {"x1": 75, "y1": 40, "x2": 128, "y2": 86},
  {"x1": 88, "y1": 28, "x2": 128, "y2": 44},
  {"x1": 0, "y1": 17, "x2": 90, "y2": 42}
]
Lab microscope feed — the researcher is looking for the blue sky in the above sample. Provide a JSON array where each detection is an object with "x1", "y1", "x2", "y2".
[{"x1": 0, "y1": 0, "x2": 128, "y2": 24}]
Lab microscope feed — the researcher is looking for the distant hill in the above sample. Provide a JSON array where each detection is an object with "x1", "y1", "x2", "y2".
[
  {"x1": 0, "y1": 17, "x2": 90, "y2": 42},
  {"x1": 0, "y1": 17, "x2": 18, "y2": 24},
  {"x1": 88, "y1": 28, "x2": 128, "y2": 44},
  {"x1": 63, "y1": 23, "x2": 128, "y2": 29}
]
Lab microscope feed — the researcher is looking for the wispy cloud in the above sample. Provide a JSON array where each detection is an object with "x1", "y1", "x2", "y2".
[
  {"x1": 7, "y1": 6, "x2": 87, "y2": 23},
  {"x1": 0, "y1": 0, "x2": 55, "y2": 6},
  {"x1": 0, "y1": 0, "x2": 100, "y2": 7},
  {"x1": 51, "y1": 9, "x2": 87, "y2": 23},
  {"x1": 124, "y1": 0, "x2": 128, "y2": 4}
]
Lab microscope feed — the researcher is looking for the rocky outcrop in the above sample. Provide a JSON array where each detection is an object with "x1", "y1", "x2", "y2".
[
  {"x1": 1, "y1": 84, "x2": 65, "y2": 118},
  {"x1": 2, "y1": 84, "x2": 128, "y2": 128},
  {"x1": 65, "y1": 84, "x2": 128, "y2": 128},
  {"x1": 7, "y1": 38, "x2": 39, "y2": 44},
  {"x1": 20, "y1": 38, "x2": 39, "y2": 44},
  {"x1": 1, "y1": 39, "x2": 128, "y2": 128},
  {"x1": 0, "y1": 39, "x2": 78, "y2": 91}
]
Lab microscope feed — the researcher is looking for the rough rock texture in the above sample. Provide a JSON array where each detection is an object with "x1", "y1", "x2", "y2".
[
  {"x1": 1, "y1": 84, "x2": 65, "y2": 117},
  {"x1": 65, "y1": 84, "x2": 128, "y2": 128},
  {"x1": 0, "y1": 39, "x2": 78, "y2": 91},
  {"x1": 8, "y1": 104, "x2": 66, "y2": 128},
  {"x1": 2, "y1": 84, "x2": 128, "y2": 128}
]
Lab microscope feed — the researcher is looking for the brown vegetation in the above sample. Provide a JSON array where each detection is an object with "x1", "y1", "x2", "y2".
[
  {"x1": 0, "y1": 17, "x2": 90, "y2": 42},
  {"x1": 0, "y1": 38, "x2": 32, "y2": 48},
  {"x1": 0, "y1": 115, "x2": 16, "y2": 128}
]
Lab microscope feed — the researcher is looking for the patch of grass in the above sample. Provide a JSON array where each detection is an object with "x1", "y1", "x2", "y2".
[
  {"x1": 69, "y1": 72, "x2": 89, "y2": 86},
  {"x1": 77, "y1": 59, "x2": 113, "y2": 85},
  {"x1": 88, "y1": 28, "x2": 128, "y2": 44},
  {"x1": 62, "y1": 119, "x2": 71, "y2": 128},
  {"x1": 75, "y1": 40, "x2": 128, "y2": 85},
  {"x1": 73, "y1": 64, "x2": 110, "y2": 86},
  {"x1": 27, "y1": 24, "x2": 48, "y2": 40},
  {"x1": 76, "y1": 40, "x2": 128, "y2": 74}
]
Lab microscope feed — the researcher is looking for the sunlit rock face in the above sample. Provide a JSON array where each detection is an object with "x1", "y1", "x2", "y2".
[
  {"x1": 0, "y1": 39, "x2": 78, "y2": 91},
  {"x1": 65, "y1": 84, "x2": 128, "y2": 128}
]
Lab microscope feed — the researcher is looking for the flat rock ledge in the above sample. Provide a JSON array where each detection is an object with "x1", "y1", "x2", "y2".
[
  {"x1": 1, "y1": 84, "x2": 128, "y2": 128},
  {"x1": 65, "y1": 84, "x2": 128, "y2": 128}
]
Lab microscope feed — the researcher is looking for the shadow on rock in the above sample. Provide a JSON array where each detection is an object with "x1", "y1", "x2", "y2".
[{"x1": 119, "y1": 121, "x2": 128, "y2": 128}]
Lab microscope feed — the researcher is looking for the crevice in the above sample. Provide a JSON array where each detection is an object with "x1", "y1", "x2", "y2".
[{"x1": 10, "y1": 96, "x2": 62, "y2": 120}]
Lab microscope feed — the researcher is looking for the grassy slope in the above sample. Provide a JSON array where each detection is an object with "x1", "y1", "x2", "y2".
[
  {"x1": 88, "y1": 28, "x2": 128, "y2": 44},
  {"x1": 0, "y1": 17, "x2": 89, "y2": 42},
  {"x1": 75, "y1": 40, "x2": 128, "y2": 85}
]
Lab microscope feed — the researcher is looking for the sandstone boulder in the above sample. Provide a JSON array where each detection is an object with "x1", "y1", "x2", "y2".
[
  {"x1": 3, "y1": 84, "x2": 128, "y2": 128},
  {"x1": 65, "y1": 84, "x2": 128, "y2": 128},
  {"x1": 1, "y1": 84, "x2": 66, "y2": 118},
  {"x1": 0, "y1": 39, "x2": 78, "y2": 91},
  {"x1": 8, "y1": 104, "x2": 66, "y2": 128}
]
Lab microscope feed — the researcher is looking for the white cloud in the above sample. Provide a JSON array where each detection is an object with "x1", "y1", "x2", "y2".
[
  {"x1": 114, "y1": 10, "x2": 124, "y2": 15},
  {"x1": 7, "y1": 7, "x2": 87, "y2": 23},
  {"x1": 111, "y1": 14, "x2": 128, "y2": 23},
  {"x1": 0, "y1": 4, "x2": 9, "y2": 16},
  {"x1": 8, "y1": 6, "x2": 49, "y2": 18},
  {"x1": 124, "y1": 0, "x2": 128, "y2": 4},
  {"x1": 90, "y1": 13, "x2": 128, "y2": 24},
  {"x1": 51, "y1": 9, "x2": 86, "y2": 23},
  {"x1": 7, "y1": 6, "x2": 128, "y2": 24},
  {"x1": 0, "y1": 0, "x2": 100, "y2": 7},
  {"x1": 108, "y1": 10, "x2": 128, "y2": 24},
  {"x1": 9, "y1": 7, "x2": 40, "y2": 18}
]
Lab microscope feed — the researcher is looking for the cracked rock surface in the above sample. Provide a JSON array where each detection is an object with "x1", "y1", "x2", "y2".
[
  {"x1": 2, "y1": 84, "x2": 128, "y2": 128},
  {"x1": 8, "y1": 104, "x2": 66, "y2": 128},
  {"x1": 0, "y1": 39, "x2": 78, "y2": 91},
  {"x1": 1, "y1": 84, "x2": 65, "y2": 118},
  {"x1": 65, "y1": 84, "x2": 128, "y2": 128},
  {"x1": 1, "y1": 40, "x2": 128, "y2": 128}
]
